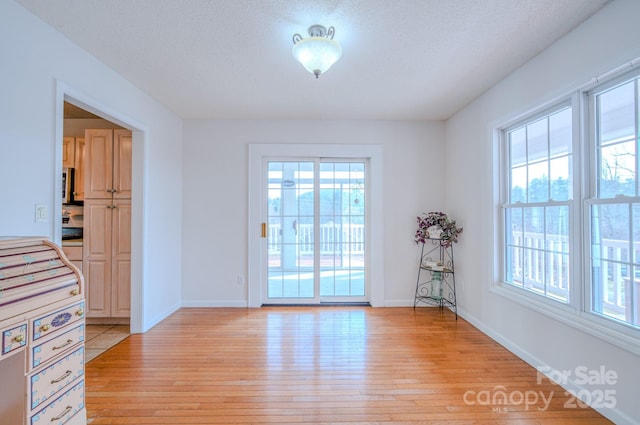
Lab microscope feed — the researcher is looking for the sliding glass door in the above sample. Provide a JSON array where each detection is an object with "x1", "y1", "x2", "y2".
[{"x1": 265, "y1": 159, "x2": 367, "y2": 304}]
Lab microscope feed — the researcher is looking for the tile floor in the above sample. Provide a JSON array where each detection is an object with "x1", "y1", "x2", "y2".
[{"x1": 85, "y1": 324, "x2": 130, "y2": 362}]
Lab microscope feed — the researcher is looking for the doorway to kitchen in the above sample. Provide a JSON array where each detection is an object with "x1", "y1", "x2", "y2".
[
  {"x1": 56, "y1": 81, "x2": 146, "y2": 333},
  {"x1": 61, "y1": 100, "x2": 133, "y2": 327}
]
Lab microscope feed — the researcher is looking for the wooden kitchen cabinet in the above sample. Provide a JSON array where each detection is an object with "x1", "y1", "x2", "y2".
[
  {"x1": 63, "y1": 137, "x2": 76, "y2": 168},
  {"x1": 84, "y1": 129, "x2": 132, "y2": 199},
  {"x1": 83, "y1": 128, "x2": 131, "y2": 320},
  {"x1": 62, "y1": 136, "x2": 85, "y2": 201},
  {"x1": 74, "y1": 137, "x2": 85, "y2": 201},
  {"x1": 83, "y1": 199, "x2": 131, "y2": 318}
]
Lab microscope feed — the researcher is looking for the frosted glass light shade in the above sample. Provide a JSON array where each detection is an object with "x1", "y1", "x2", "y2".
[{"x1": 292, "y1": 37, "x2": 342, "y2": 78}]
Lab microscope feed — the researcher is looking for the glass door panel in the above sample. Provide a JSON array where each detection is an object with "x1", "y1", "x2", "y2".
[
  {"x1": 319, "y1": 162, "x2": 365, "y2": 299},
  {"x1": 267, "y1": 161, "x2": 314, "y2": 299},
  {"x1": 265, "y1": 160, "x2": 367, "y2": 303}
]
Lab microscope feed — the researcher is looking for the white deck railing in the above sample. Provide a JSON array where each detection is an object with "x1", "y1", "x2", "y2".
[
  {"x1": 268, "y1": 223, "x2": 365, "y2": 255},
  {"x1": 511, "y1": 232, "x2": 637, "y2": 321}
]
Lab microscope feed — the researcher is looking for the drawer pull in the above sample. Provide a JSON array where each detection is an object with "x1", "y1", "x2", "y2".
[
  {"x1": 70, "y1": 288, "x2": 79, "y2": 296},
  {"x1": 52, "y1": 339, "x2": 74, "y2": 350},
  {"x1": 13, "y1": 335, "x2": 24, "y2": 343},
  {"x1": 75, "y1": 309, "x2": 84, "y2": 317},
  {"x1": 40, "y1": 324, "x2": 51, "y2": 332},
  {"x1": 50, "y1": 405, "x2": 72, "y2": 421},
  {"x1": 51, "y1": 370, "x2": 72, "y2": 384}
]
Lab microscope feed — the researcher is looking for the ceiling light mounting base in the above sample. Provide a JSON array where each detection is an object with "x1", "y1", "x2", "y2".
[{"x1": 292, "y1": 25, "x2": 335, "y2": 44}]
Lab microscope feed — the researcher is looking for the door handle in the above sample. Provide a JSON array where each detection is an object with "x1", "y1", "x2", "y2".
[{"x1": 261, "y1": 223, "x2": 267, "y2": 238}]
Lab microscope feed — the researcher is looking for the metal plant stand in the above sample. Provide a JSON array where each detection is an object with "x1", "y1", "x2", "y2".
[{"x1": 414, "y1": 238, "x2": 457, "y2": 318}]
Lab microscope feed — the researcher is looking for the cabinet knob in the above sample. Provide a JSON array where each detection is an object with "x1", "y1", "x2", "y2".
[
  {"x1": 76, "y1": 309, "x2": 84, "y2": 317},
  {"x1": 70, "y1": 288, "x2": 79, "y2": 296},
  {"x1": 41, "y1": 324, "x2": 51, "y2": 332},
  {"x1": 13, "y1": 335, "x2": 24, "y2": 343}
]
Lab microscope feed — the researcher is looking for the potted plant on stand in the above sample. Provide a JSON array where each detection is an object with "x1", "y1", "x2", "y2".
[{"x1": 414, "y1": 211, "x2": 463, "y2": 247}]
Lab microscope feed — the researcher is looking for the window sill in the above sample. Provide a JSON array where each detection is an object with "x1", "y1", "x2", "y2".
[{"x1": 490, "y1": 283, "x2": 640, "y2": 356}]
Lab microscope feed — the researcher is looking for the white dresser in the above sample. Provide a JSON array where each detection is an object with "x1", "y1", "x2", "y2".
[{"x1": 0, "y1": 237, "x2": 86, "y2": 425}]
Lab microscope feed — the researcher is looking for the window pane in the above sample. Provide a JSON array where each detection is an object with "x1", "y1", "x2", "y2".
[
  {"x1": 511, "y1": 166, "x2": 526, "y2": 203},
  {"x1": 506, "y1": 207, "x2": 523, "y2": 243},
  {"x1": 528, "y1": 162, "x2": 548, "y2": 202},
  {"x1": 598, "y1": 81, "x2": 635, "y2": 145},
  {"x1": 527, "y1": 118, "x2": 548, "y2": 163},
  {"x1": 505, "y1": 207, "x2": 523, "y2": 285},
  {"x1": 546, "y1": 206, "x2": 569, "y2": 302},
  {"x1": 550, "y1": 156, "x2": 571, "y2": 201},
  {"x1": 549, "y1": 107, "x2": 572, "y2": 158},
  {"x1": 591, "y1": 203, "x2": 640, "y2": 327},
  {"x1": 634, "y1": 204, "x2": 640, "y2": 265},
  {"x1": 510, "y1": 127, "x2": 527, "y2": 167},
  {"x1": 599, "y1": 141, "x2": 636, "y2": 197}
]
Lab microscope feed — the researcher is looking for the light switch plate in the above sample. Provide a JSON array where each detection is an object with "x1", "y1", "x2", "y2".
[{"x1": 35, "y1": 204, "x2": 48, "y2": 222}]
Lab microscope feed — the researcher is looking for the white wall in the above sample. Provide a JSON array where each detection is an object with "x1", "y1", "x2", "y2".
[
  {"x1": 446, "y1": 0, "x2": 640, "y2": 423},
  {"x1": 182, "y1": 120, "x2": 445, "y2": 306},
  {"x1": 0, "y1": 1, "x2": 183, "y2": 333}
]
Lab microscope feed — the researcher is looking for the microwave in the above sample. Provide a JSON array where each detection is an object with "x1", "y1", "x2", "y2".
[{"x1": 62, "y1": 167, "x2": 75, "y2": 203}]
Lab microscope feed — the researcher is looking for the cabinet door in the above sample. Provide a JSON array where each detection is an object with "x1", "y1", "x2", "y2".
[
  {"x1": 83, "y1": 199, "x2": 113, "y2": 317},
  {"x1": 111, "y1": 199, "x2": 131, "y2": 317},
  {"x1": 62, "y1": 137, "x2": 75, "y2": 168},
  {"x1": 84, "y1": 129, "x2": 113, "y2": 199},
  {"x1": 73, "y1": 137, "x2": 85, "y2": 201},
  {"x1": 113, "y1": 130, "x2": 132, "y2": 199}
]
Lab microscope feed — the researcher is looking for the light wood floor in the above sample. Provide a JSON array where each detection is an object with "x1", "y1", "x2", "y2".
[
  {"x1": 85, "y1": 324, "x2": 130, "y2": 362},
  {"x1": 85, "y1": 307, "x2": 612, "y2": 424}
]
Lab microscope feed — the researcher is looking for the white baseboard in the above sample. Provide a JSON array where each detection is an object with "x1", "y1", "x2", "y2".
[{"x1": 181, "y1": 300, "x2": 249, "y2": 308}]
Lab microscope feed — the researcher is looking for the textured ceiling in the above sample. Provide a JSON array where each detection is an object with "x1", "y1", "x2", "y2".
[{"x1": 16, "y1": 0, "x2": 609, "y2": 121}]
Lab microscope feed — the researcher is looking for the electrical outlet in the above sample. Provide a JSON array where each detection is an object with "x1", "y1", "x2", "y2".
[{"x1": 35, "y1": 204, "x2": 48, "y2": 223}]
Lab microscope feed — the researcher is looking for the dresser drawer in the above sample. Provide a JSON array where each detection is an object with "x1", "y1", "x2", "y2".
[
  {"x1": 30, "y1": 323, "x2": 84, "y2": 370},
  {"x1": 32, "y1": 302, "x2": 84, "y2": 342},
  {"x1": 30, "y1": 346, "x2": 84, "y2": 410},
  {"x1": 1, "y1": 320, "x2": 27, "y2": 358},
  {"x1": 29, "y1": 379, "x2": 84, "y2": 425}
]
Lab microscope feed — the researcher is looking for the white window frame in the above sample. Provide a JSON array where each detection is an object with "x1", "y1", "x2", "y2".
[
  {"x1": 493, "y1": 63, "x2": 640, "y2": 356},
  {"x1": 584, "y1": 70, "x2": 640, "y2": 339},
  {"x1": 501, "y1": 100, "x2": 576, "y2": 305}
]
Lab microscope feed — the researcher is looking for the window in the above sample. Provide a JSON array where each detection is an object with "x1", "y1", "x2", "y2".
[
  {"x1": 503, "y1": 105, "x2": 573, "y2": 303},
  {"x1": 499, "y1": 65, "x2": 640, "y2": 343},
  {"x1": 589, "y1": 75, "x2": 640, "y2": 328}
]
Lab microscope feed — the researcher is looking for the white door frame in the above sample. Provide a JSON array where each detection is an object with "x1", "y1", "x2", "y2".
[
  {"x1": 54, "y1": 81, "x2": 147, "y2": 333},
  {"x1": 248, "y1": 144, "x2": 384, "y2": 307}
]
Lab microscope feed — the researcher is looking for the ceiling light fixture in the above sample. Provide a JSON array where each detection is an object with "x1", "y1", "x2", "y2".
[{"x1": 292, "y1": 25, "x2": 342, "y2": 79}]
